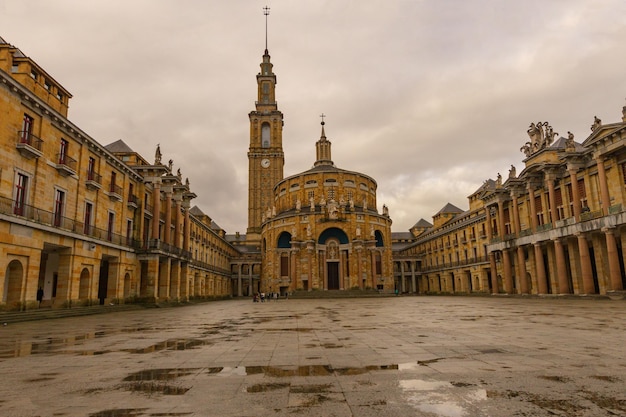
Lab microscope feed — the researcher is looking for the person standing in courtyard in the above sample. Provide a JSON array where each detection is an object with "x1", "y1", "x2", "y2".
[{"x1": 37, "y1": 287, "x2": 44, "y2": 308}]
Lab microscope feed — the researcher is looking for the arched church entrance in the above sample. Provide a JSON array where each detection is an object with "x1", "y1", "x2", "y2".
[{"x1": 318, "y1": 227, "x2": 349, "y2": 291}]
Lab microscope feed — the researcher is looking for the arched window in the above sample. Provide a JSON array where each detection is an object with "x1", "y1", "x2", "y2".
[
  {"x1": 374, "y1": 230, "x2": 384, "y2": 247},
  {"x1": 261, "y1": 123, "x2": 270, "y2": 148},
  {"x1": 277, "y1": 232, "x2": 292, "y2": 248}
]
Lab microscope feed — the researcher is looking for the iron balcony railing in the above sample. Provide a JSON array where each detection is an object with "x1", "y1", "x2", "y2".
[
  {"x1": 0, "y1": 195, "x2": 138, "y2": 247},
  {"x1": 135, "y1": 239, "x2": 191, "y2": 259},
  {"x1": 56, "y1": 152, "x2": 78, "y2": 171},
  {"x1": 87, "y1": 171, "x2": 102, "y2": 184},
  {"x1": 419, "y1": 256, "x2": 490, "y2": 273},
  {"x1": 17, "y1": 130, "x2": 44, "y2": 151}
]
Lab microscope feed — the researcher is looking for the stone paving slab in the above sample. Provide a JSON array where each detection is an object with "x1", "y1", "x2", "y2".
[{"x1": 0, "y1": 297, "x2": 625, "y2": 416}]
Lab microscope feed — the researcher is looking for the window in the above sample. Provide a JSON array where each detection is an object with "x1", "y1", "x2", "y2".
[
  {"x1": 262, "y1": 83, "x2": 270, "y2": 103},
  {"x1": 107, "y1": 212, "x2": 115, "y2": 241},
  {"x1": 54, "y1": 189, "x2": 65, "y2": 227},
  {"x1": 21, "y1": 114, "x2": 34, "y2": 143},
  {"x1": 44, "y1": 79, "x2": 51, "y2": 91},
  {"x1": 14, "y1": 173, "x2": 29, "y2": 216},
  {"x1": 555, "y1": 188, "x2": 564, "y2": 220},
  {"x1": 280, "y1": 254, "x2": 289, "y2": 277},
  {"x1": 261, "y1": 123, "x2": 270, "y2": 148},
  {"x1": 30, "y1": 69, "x2": 38, "y2": 80},
  {"x1": 84, "y1": 202, "x2": 93, "y2": 234},
  {"x1": 110, "y1": 171, "x2": 117, "y2": 192},
  {"x1": 126, "y1": 219, "x2": 133, "y2": 246},
  {"x1": 578, "y1": 179, "x2": 588, "y2": 209},
  {"x1": 87, "y1": 157, "x2": 96, "y2": 180},
  {"x1": 59, "y1": 139, "x2": 68, "y2": 164},
  {"x1": 535, "y1": 195, "x2": 544, "y2": 226}
]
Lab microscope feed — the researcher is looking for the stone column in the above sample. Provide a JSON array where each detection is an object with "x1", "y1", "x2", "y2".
[
  {"x1": 604, "y1": 227, "x2": 624, "y2": 291},
  {"x1": 498, "y1": 201, "x2": 506, "y2": 238},
  {"x1": 534, "y1": 243, "x2": 548, "y2": 294},
  {"x1": 577, "y1": 233, "x2": 595, "y2": 294},
  {"x1": 545, "y1": 173, "x2": 558, "y2": 223},
  {"x1": 511, "y1": 192, "x2": 521, "y2": 233},
  {"x1": 248, "y1": 264, "x2": 253, "y2": 296},
  {"x1": 321, "y1": 250, "x2": 327, "y2": 290},
  {"x1": 145, "y1": 256, "x2": 159, "y2": 299},
  {"x1": 400, "y1": 262, "x2": 406, "y2": 293},
  {"x1": 182, "y1": 202, "x2": 190, "y2": 253},
  {"x1": 237, "y1": 264, "x2": 243, "y2": 297},
  {"x1": 489, "y1": 252, "x2": 498, "y2": 293},
  {"x1": 164, "y1": 190, "x2": 172, "y2": 244},
  {"x1": 596, "y1": 157, "x2": 611, "y2": 215},
  {"x1": 410, "y1": 261, "x2": 417, "y2": 293},
  {"x1": 485, "y1": 205, "x2": 493, "y2": 239},
  {"x1": 528, "y1": 184, "x2": 538, "y2": 231},
  {"x1": 517, "y1": 246, "x2": 528, "y2": 294},
  {"x1": 173, "y1": 198, "x2": 182, "y2": 248},
  {"x1": 152, "y1": 181, "x2": 161, "y2": 240},
  {"x1": 553, "y1": 238, "x2": 570, "y2": 294},
  {"x1": 170, "y1": 260, "x2": 181, "y2": 300},
  {"x1": 503, "y1": 250, "x2": 513, "y2": 293},
  {"x1": 159, "y1": 258, "x2": 171, "y2": 300},
  {"x1": 568, "y1": 166, "x2": 581, "y2": 221}
]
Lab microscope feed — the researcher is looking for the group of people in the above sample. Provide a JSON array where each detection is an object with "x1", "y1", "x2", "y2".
[{"x1": 253, "y1": 292, "x2": 287, "y2": 302}]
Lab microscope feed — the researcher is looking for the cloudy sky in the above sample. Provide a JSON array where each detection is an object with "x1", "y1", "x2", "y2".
[{"x1": 2, "y1": 0, "x2": 625, "y2": 233}]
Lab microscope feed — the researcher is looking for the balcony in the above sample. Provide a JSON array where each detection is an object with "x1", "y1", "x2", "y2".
[
  {"x1": 85, "y1": 171, "x2": 102, "y2": 190},
  {"x1": 55, "y1": 153, "x2": 77, "y2": 176},
  {"x1": 16, "y1": 131, "x2": 44, "y2": 159},
  {"x1": 107, "y1": 184, "x2": 123, "y2": 202},
  {"x1": 0, "y1": 195, "x2": 136, "y2": 247},
  {"x1": 144, "y1": 202, "x2": 153, "y2": 217},
  {"x1": 127, "y1": 194, "x2": 138, "y2": 209}
]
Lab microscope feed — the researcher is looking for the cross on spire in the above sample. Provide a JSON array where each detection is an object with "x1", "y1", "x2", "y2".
[
  {"x1": 263, "y1": 6, "x2": 270, "y2": 52},
  {"x1": 320, "y1": 113, "x2": 326, "y2": 125}
]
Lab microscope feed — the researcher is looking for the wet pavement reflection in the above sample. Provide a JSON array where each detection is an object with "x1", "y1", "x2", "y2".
[{"x1": 1, "y1": 297, "x2": 625, "y2": 416}]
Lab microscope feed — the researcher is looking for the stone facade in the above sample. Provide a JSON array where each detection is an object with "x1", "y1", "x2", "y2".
[
  {"x1": 396, "y1": 113, "x2": 626, "y2": 296},
  {"x1": 260, "y1": 123, "x2": 394, "y2": 294},
  {"x1": 0, "y1": 37, "x2": 235, "y2": 310}
]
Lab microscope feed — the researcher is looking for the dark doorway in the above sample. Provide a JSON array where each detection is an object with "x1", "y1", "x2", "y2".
[
  {"x1": 327, "y1": 262, "x2": 339, "y2": 290},
  {"x1": 98, "y1": 260, "x2": 109, "y2": 305}
]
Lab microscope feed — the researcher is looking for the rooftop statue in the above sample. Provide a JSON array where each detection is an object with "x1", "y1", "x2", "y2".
[
  {"x1": 523, "y1": 121, "x2": 558, "y2": 156},
  {"x1": 155, "y1": 144, "x2": 162, "y2": 164}
]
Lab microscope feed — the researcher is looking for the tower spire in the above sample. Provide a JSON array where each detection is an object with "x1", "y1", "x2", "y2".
[
  {"x1": 263, "y1": 6, "x2": 270, "y2": 54},
  {"x1": 315, "y1": 114, "x2": 334, "y2": 167}
]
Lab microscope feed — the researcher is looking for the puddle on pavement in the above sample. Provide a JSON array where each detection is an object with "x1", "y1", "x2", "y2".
[
  {"x1": 400, "y1": 378, "x2": 487, "y2": 417},
  {"x1": 0, "y1": 330, "x2": 203, "y2": 359},
  {"x1": 124, "y1": 368, "x2": 200, "y2": 381},
  {"x1": 88, "y1": 408, "x2": 148, "y2": 417},
  {"x1": 123, "y1": 338, "x2": 211, "y2": 354},
  {"x1": 121, "y1": 381, "x2": 190, "y2": 395},
  {"x1": 89, "y1": 409, "x2": 192, "y2": 417},
  {"x1": 207, "y1": 364, "x2": 399, "y2": 377}
]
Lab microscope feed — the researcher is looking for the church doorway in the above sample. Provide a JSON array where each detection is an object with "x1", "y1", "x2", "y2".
[{"x1": 327, "y1": 262, "x2": 340, "y2": 290}]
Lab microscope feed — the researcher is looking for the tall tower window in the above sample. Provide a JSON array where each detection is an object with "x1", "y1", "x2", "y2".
[
  {"x1": 262, "y1": 123, "x2": 270, "y2": 148},
  {"x1": 262, "y1": 82, "x2": 270, "y2": 103}
]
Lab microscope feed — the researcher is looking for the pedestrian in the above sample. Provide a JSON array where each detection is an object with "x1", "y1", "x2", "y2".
[{"x1": 37, "y1": 287, "x2": 44, "y2": 308}]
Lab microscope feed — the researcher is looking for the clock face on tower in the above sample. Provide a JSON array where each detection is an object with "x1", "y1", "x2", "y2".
[{"x1": 261, "y1": 158, "x2": 270, "y2": 168}]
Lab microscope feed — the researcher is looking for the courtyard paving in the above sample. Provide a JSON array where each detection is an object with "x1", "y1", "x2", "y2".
[{"x1": 0, "y1": 296, "x2": 625, "y2": 417}]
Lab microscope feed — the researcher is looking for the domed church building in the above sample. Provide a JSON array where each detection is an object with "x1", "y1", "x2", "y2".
[{"x1": 260, "y1": 121, "x2": 394, "y2": 294}]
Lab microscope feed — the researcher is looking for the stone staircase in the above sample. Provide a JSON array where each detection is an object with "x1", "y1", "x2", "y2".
[
  {"x1": 0, "y1": 303, "x2": 145, "y2": 325},
  {"x1": 288, "y1": 289, "x2": 398, "y2": 299}
]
